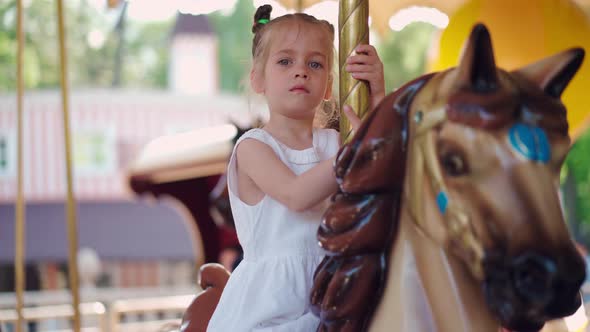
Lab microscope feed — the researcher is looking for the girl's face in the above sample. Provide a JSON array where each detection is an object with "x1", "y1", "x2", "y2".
[{"x1": 251, "y1": 21, "x2": 333, "y2": 121}]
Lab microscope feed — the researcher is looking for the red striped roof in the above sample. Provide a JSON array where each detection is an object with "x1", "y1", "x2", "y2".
[{"x1": 0, "y1": 90, "x2": 261, "y2": 203}]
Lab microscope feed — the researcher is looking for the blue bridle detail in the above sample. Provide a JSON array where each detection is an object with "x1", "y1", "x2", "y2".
[
  {"x1": 436, "y1": 191, "x2": 448, "y2": 214},
  {"x1": 508, "y1": 123, "x2": 551, "y2": 163}
]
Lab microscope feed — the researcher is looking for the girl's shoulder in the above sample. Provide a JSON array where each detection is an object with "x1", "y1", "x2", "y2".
[
  {"x1": 234, "y1": 128, "x2": 283, "y2": 156},
  {"x1": 235, "y1": 128, "x2": 278, "y2": 148}
]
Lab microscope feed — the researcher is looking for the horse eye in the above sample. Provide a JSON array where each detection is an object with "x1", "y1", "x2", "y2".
[{"x1": 441, "y1": 152, "x2": 468, "y2": 177}]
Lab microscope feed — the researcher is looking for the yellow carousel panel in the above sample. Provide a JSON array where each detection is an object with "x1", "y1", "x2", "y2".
[{"x1": 430, "y1": 0, "x2": 590, "y2": 139}]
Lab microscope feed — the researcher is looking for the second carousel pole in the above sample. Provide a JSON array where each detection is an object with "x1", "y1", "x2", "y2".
[
  {"x1": 338, "y1": 0, "x2": 370, "y2": 142},
  {"x1": 56, "y1": 0, "x2": 82, "y2": 331},
  {"x1": 15, "y1": 0, "x2": 26, "y2": 330}
]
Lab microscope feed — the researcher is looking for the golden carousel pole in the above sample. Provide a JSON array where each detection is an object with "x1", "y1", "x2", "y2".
[
  {"x1": 56, "y1": 0, "x2": 82, "y2": 330},
  {"x1": 14, "y1": 0, "x2": 26, "y2": 330},
  {"x1": 338, "y1": 0, "x2": 370, "y2": 142}
]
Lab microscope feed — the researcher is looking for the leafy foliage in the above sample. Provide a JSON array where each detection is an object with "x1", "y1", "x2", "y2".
[
  {"x1": 208, "y1": 0, "x2": 254, "y2": 93},
  {"x1": 376, "y1": 22, "x2": 436, "y2": 93},
  {"x1": 0, "y1": 0, "x2": 170, "y2": 90},
  {"x1": 565, "y1": 129, "x2": 590, "y2": 239},
  {"x1": 122, "y1": 20, "x2": 171, "y2": 88}
]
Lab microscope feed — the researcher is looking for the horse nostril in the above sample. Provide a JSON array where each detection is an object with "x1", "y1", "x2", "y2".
[{"x1": 512, "y1": 253, "x2": 557, "y2": 304}]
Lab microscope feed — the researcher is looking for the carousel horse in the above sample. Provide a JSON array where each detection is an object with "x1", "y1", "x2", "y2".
[
  {"x1": 180, "y1": 24, "x2": 586, "y2": 332},
  {"x1": 311, "y1": 24, "x2": 586, "y2": 332}
]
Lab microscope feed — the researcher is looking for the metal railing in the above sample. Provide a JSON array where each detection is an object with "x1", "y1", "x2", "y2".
[
  {"x1": 0, "y1": 288, "x2": 197, "y2": 332},
  {"x1": 0, "y1": 302, "x2": 106, "y2": 332}
]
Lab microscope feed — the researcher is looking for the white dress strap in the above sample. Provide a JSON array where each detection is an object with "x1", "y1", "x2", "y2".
[{"x1": 234, "y1": 128, "x2": 289, "y2": 161}]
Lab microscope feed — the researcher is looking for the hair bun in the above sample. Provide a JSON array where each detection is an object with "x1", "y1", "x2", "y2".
[{"x1": 252, "y1": 4, "x2": 272, "y2": 33}]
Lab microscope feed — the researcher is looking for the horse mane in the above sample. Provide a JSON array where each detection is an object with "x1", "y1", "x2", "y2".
[{"x1": 310, "y1": 74, "x2": 434, "y2": 331}]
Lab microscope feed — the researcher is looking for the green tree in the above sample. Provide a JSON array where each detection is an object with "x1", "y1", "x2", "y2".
[
  {"x1": 0, "y1": 0, "x2": 171, "y2": 90},
  {"x1": 123, "y1": 20, "x2": 172, "y2": 88},
  {"x1": 377, "y1": 22, "x2": 437, "y2": 92},
  {"x1": 0, "y1": 0, "x2": 115, "y2": 89},
  {"x1": 0, "y1": 29, "x2": 40, "y2": 89},
  {"x1": 0, "y1": 0, "x2": 43, "y2": 89},
  {"x1": 564, "y1": 128, "x2": 590, "y2": 243},
  {"x1": 208, "y1": 0, "x2": 254, "y2": 93}
]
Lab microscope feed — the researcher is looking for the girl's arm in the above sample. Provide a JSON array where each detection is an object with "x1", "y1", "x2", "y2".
[{"x1": 236, "y1": 139, "x2": 337, "y2": 212}]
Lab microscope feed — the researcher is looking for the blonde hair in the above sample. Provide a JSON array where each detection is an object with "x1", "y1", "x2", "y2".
[{"x1": 251, "y1": 5, "x2": 339, "y2": 129}]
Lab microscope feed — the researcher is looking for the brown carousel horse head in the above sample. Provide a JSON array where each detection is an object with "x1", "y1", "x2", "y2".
[{"x1": 312, "y1": 24, "x2": 586, "y2": 332}]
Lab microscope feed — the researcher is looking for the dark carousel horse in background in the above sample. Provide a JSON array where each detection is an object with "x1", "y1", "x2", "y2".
[{"x1": 181, "y1": 24, "x2": 587, "y2": 332}]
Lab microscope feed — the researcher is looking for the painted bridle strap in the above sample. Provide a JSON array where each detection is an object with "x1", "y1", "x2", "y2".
[{"x1": 406, "y1": 109, "x2": 485, "y2": 280}]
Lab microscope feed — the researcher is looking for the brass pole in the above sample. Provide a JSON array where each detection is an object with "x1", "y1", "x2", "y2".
[
  {"x1": 56, "y1": 0, "x2": 82, "y2": 331},
  {"x1": 338, "y1": 0, "x2": 369, "y2": 142},
  {"x1": 14, "y1": 0, "x2": 26, "y2": 331}
]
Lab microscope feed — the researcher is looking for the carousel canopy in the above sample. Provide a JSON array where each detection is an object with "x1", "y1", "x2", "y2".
[{"x1": 128, "y1": 124, "x2": 237, "y2": 184}]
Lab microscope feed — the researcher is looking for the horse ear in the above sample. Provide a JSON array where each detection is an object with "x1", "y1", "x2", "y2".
[
  {"x1": 456, "y1": 23, "x2": 499, "y2": 92},
  {"x1": 514, "y1": 48, "x2": 584, "y2": 99}
]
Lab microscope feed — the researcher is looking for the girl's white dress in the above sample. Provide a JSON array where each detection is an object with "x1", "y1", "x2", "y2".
[{"x1": 207, "y1": 127, "x2": 340, "y2": 332}]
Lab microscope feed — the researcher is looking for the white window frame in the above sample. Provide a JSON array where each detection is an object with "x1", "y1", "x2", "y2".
[
  {"x1": 72, "y1": 125, "x2": 118, "y2": 176},
  {"x1": 0, "y1": 130, "x2": 16, "y2": 178}
]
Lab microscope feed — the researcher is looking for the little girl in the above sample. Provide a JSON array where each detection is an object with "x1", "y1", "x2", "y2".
[{"x1": 207, "y1": 4, "x2": 385, "y2": 331}]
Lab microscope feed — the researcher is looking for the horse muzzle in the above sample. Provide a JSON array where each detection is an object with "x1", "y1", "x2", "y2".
[{"x1": 482, "y1": 250, "x2": 586, "y2": 332}]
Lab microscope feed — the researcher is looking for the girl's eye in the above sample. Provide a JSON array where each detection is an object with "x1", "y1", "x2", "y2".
[
  {"x1": 278, "y1": 59, "x2": 291, "y2": 66},
  {"x1": 309, "y1": 61, "x2": 323, "y2": 69}
]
